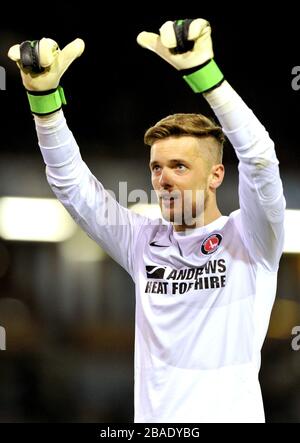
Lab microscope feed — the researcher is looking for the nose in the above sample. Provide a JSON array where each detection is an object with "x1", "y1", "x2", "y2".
[{"x1": 159, "y1": 167, "x2": 174, "y2": 188}]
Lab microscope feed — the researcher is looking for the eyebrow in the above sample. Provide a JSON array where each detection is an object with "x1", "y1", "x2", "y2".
[{"x1": 149, "y1": 159, "x2": 191, "y2": 169}]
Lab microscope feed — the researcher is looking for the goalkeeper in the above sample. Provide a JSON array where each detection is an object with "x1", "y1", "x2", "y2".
[{"x1": 8, "y1": 19, "x2": 285, "y2": 423}]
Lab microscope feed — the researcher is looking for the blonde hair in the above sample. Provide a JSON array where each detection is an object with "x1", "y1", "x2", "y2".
[{"x1": 144, "y1": 113, "x2": 225, "y2": 164}]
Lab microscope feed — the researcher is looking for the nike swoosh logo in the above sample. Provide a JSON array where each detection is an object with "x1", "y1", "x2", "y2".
[{"x1": 150, "y1": 241, "x2": 169, "y2": 248}]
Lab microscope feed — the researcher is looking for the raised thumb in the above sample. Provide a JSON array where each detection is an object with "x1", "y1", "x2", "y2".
[
  {"x1": 137, "y1": 31, "x2": 179, "y2": 69},
  {"x1": 136, "y1": 32, "x2": 160, "y2": 52},
  {"x1": 59, "y1": 38, "x2": 85, "y2": 74}
]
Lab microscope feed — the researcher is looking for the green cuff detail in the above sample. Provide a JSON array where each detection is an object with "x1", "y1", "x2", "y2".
[
  {"x1": 183, "y1": 60, "x2": 224, "y2": 94},
  {"x1": 27, "y1": 86, "x2": 67, "y2": 115}
]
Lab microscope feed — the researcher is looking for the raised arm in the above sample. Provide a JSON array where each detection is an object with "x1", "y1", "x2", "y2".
[
  {"x1": 204, "y1": 81, "x2": 285, "y2": 271},
  {"x1": 8, "y1": 37, "x2": 148, "y2": 276},
  {"x1": 137, "y1": 18, "x2": 285, "y2": 271}
]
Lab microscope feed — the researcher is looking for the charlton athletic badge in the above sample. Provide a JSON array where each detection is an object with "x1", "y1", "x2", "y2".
[{"x1": 201, "y1": 234, "x2": 223, "y2": 255}]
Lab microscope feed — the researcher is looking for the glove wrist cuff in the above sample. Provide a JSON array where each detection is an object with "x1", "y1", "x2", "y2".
[
  {"x1": 182, "y1": 59, "x2": 224, "y2": 94},
  {"x1": 26, "y1": 86, "x2": 67, "y2": 115}
]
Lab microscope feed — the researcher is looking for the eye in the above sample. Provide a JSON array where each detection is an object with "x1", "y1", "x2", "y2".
[
  {"x1": 176, "y1": 164, "x2": 187, "y2": 172},
  {"x1": 152, "y1": 165, "x2": 161, "y2": 173}
]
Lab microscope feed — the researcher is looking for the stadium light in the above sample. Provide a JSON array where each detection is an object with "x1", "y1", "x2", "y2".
[
  {"x1": 284, "y1": 210, "x2": 300, "y2": 254},
  {"x1": 0, "y1": 197, "x2": 76, "y2": 242}
]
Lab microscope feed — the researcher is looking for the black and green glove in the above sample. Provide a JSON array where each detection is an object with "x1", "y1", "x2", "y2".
[
  {"x1": 137, "y1": 18, "x2": 224, "y2": 94},
  {"x1": 8, "y1": 37, "x2": 85, "y2": 115}
]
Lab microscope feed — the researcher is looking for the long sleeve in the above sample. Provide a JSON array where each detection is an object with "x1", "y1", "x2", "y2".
[
  {"x1": 34, "y1": 110, "x2": 148, "y2": 278},
  {"x1": 204, "y1": 81, "x2": 286, "y2": 272}
]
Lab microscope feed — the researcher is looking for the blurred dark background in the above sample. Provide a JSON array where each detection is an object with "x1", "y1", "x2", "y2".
[{"x1": 0, "y1": 3, "x2": 299, "y2": 423}]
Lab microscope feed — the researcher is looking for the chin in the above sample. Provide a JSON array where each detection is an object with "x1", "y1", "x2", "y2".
[
  {"x1": 161, "y1": 208, "x2": 183, "y2": 224},
  {"x1": 161, "y1": 210, "x2": 173, "y2": 222}
]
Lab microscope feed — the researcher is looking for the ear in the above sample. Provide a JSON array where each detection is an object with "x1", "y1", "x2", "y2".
[{"x1": 209, "y1": 164, "x2": 225, "y2": 190}]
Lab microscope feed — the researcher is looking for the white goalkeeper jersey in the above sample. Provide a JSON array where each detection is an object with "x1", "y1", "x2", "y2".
[{"x1": 34, "y1": 81, "x2": 285, "y2": 423}]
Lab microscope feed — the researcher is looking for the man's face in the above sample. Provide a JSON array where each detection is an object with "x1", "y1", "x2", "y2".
[{"x1": 150, "y1": 136, "x2": 215, "y2": 227}]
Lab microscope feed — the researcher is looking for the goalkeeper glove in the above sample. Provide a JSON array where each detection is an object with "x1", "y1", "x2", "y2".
[
  {"x1": 137, "y1": 18, "x2": 224, "y2": 94},
  {"x1": 8, "y1": 37, "x2": 85, "y2": 115}
]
